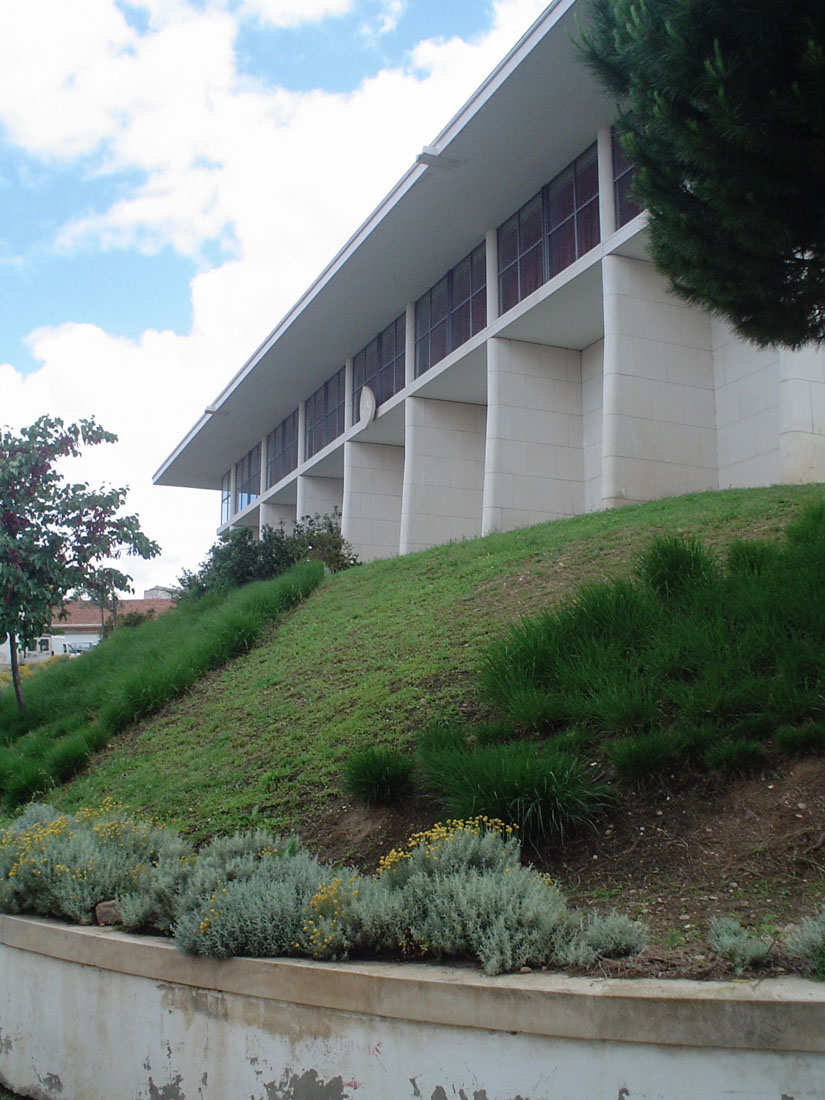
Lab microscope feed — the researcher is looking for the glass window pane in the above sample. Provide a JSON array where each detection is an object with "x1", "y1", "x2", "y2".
[
  {"x1": 380, "y1": 323, "x2": 395, "y2": 366},
  {"x1": 430, "y1": 321, "x2": 447, "y2": 366},
  {"x1": 471, "y1": 289, "x2": 487, "y2": 334},
  {"x1": 499, "y1": 265, "x2": 519, "y2": 313},
  {"x1": 452, "y1": 256, "x2": 471, "y2": 306},
  {"x1": 519, "y1": 193, "x2": 543, "y2": 249},
  {"x1": 431, "y1": 276, "x2": 448, "y2": 323},
  {"x1": 415, "y1": 339, "x2": 430, "y2": 377},
  {"x1": 616, "y1": 173, "x2": 641, "y2": 227},
  {"x1": 498, "y1": 215, "x2": 518, "y2": 270},
  {"x1": 450, "y1": 301, "x2": 470, "y2": 350},
  {"x1": 353, "y1": 349, "x2": 365, "y2": 392},
  {"x1": 365, "y1": 338, "x2": 379, "y2": 379},
  {"x1": 575, "y1": 144, "x2": 599, "y2": 204},
  {"x1": 547, "y1": 166, "x2": 574, "y2": 227},
  {"x1": 548, "y1": 220, "x2": 577, "y2": 277},
  {"x1": 415, "y1": 295, "x2": 430, "y2": 340},
  {"x1": 577, "y1": 197, "x2": 600, "y2": 255},
  {"x1": 520, "y1": 243, "x2": 544, "y2": 297},
  {"x1": 471, "y1": 242, "x2": 486, "y2": 291}
]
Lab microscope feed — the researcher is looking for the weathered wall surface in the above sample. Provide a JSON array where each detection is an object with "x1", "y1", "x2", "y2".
[{"x1": 1, "y1": 915, "x2": 824, "y2": 1100}]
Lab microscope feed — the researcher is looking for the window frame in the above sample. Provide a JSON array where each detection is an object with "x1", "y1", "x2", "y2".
[
  {"x1": 265, "y1": 410, "x2": 299, "y2": 489},
  {"x1": 497, "y1": 142, "x2": 600, "y2": 314},
  {"x1": 234, "y1": 444, "x2": 261, "y2": 513},
  {"x1": 352, "y1": 314, "x2": 406, "y2": 424},
  {"x1": 305, "y1": 367, "x2": 346, "y2": 460},
  {"x1": 415, "y1": 241, "x2": 487, "y2": 378}
]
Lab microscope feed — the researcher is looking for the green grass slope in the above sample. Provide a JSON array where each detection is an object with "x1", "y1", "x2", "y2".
[{"x1": 43, "y1": 484, "x2": 824, "y2": 841}]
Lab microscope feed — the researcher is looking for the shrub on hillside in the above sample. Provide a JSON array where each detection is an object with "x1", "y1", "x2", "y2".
[
  {"x1": 343, "y1": 747, "x2": 415, "y2": 806},
  {"x1": 177, "y1": 510, "x2": 358, "y2": 599},
  {"x1": 0, "y1": 807, "x2": 648, "y2": 976},
  {"x1": 0, "y1": 801, "x2": 190, "y2": 926},
  {"x1": 418, "y1": 739, "x2": 612, "y2": 846}
]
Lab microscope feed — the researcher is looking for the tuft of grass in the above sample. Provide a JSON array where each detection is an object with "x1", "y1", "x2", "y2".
[
  {"x1": 703, "y1": 737, "x2": 765, "y2": 777},
  {"x1": 774, "y1": 722, "x2": 825, "y2": 756},
  {"x1": 606, "y1": 730, "x2": 686, "y2": 781},
  {"x1": 343, "y1": 747, "x2": 415, "y2": 807},
  {"x1": 419, "y1": 739, "x2": 612, "y2": 846}
]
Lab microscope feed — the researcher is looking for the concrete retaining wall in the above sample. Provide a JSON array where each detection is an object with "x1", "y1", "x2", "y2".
[{"x1": 1, "y1": 914, "x2": 824, "y2": 1100}]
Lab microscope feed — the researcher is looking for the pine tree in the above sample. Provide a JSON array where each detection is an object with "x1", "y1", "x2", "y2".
[{"x1": 580, "y1": 0, "x2": 825, "y2": 348}]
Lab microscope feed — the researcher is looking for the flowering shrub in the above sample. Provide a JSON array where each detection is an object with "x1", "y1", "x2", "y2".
[
  {"x1": 0, "y1": 805, "x2": 648, "y2": 975},
  {"x1": 0, "y1": 799, "x2": 189, "y2": 926}
]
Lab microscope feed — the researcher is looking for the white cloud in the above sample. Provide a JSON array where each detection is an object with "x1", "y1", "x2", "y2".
[
  {"x1": 240, "y1": 0, "x2": 352, "y2": 27},
  {"x1": 359, "y1": 0, "x2": 405, "y2": 38},
  {"x1": 0, "y1": 0, "x2": 550, "y2": 590}
]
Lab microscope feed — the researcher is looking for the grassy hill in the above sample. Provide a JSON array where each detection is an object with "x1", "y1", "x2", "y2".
[
  {"x1": 4, "y1": 484, "x2": 825, "y2": 976},
  {"x1": 37, "y1": 484, "x2": 819, "y2": 824}
]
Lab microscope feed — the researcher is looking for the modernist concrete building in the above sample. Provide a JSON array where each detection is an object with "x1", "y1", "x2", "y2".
[{"x1": 155, "y1": 0, "x2": 825, "y2": 562}]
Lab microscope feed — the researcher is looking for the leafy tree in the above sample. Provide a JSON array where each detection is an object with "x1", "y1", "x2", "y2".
[
  {"x1": 0, "y1": 416, "x2": 160, "y2": 713},
  {"x1": 580, "y1": 0, "x2": 825, "y2": 347}
]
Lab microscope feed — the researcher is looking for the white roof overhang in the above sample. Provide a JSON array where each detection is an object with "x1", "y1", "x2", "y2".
[{"x1": 154, "y1": 0, "x2": 615, "y2": 491}]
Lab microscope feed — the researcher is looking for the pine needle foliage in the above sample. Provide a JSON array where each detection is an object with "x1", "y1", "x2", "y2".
[{"x1": 580, "y1": 0, "x2": 825, "y2": 347}]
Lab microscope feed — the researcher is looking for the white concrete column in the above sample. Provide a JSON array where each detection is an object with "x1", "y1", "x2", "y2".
[
  {"x1": 260, "y1": 500, "x2": 296, "y2": 535},
  {"x1": 601, "y1": 254, "x2": 717, "y2": 509},
  {"x1": 342, "y1": 441, "x2": 404, "y2": 561},
  {"x1": 485, "y1": 228, "x2": 499, "y2": 323},
  {"x1": 297, "y1": 474, "x2": 343, "y2": 522},
  {"x1": 344, "y1": 357, "x2": 354, "y2": 429},
  {"x1": 778, "y1": 344, "x2": 825, "y2": 483},
  {"x1": 711, "y1": 318, "x2": 780, "y2": 488},
  {"x1": 405, "y1": 301, "x2": 415, "y2": 387},
  {"x1": 597, "y1": 126, "x2": 616, "y2": 241},
  {"x1": 582, "y1": 340, "x2": 604, "y2": 513},
  {"x1": 482, "y1": 337, "x2": 584, "y2": 535},
  {"x1": 400, "y1": 396, "x2": 486, "y2": 554}
]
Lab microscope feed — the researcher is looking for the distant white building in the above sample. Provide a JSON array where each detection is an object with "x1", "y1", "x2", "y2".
[
  {"x1": 154, "y1": 0, "x2": 825, "y2": 563},
  {"x1": 143, "y1": 586, "x2": 176, "y2": 600}
]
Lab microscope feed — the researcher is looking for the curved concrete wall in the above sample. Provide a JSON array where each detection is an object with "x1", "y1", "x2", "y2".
[{"x1": 1, "y1": 914, "x2": 824, "y2": 1100}]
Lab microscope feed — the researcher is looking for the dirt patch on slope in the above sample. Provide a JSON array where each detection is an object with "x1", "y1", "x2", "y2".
[{"x1": 301, "y1": 755, "x2": 825, "y2": 979}]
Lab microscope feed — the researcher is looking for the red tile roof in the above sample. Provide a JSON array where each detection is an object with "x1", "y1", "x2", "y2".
[{"x1": 54, "y1": 598, "x2": 175, "y2": 631}]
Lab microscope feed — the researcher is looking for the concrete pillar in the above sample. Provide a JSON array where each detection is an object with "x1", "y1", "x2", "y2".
[
  {"x1": 597, "y1": 126, "x2": 616, "y2": 241},
  {"x1": 601, "y1": 254, "x2": 717, "y2": 508},
  {"x1": 260, "y1": 500, "x2": 296, "y2": 535},
  {"x1": 582, "y1": 339, "x2": 604, "y2": 513},
  {"x1": 399, "y1": 396, "x2": 486, "y2": 554},
  {"x1": 485, "y1": 228, "x2": 499, "y2": 323},
  {"x1": 778, "y1": 344, "x2": 825, "y2": 483},
  {"x1": 297, "y1": 475, "x2": 343, "y2": 522},
  {"x1": 482, "y1": 337, "x2": 584, "y2": 535},
  {"x1": 342, "y1": 441, "x2": 404, "y2": 561},
  {"x1": 711, "y1": 317, "x2": 780, "y2": 488}
]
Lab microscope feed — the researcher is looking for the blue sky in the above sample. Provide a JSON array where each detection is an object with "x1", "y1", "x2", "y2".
[{"x1": 0, "y1": 0, "x2": 549, "y2": 590}]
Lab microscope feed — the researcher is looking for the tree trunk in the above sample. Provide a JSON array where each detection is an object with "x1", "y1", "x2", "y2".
[{"x1": 9, "y1": 633, "x2": 27, "y2": 715}]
